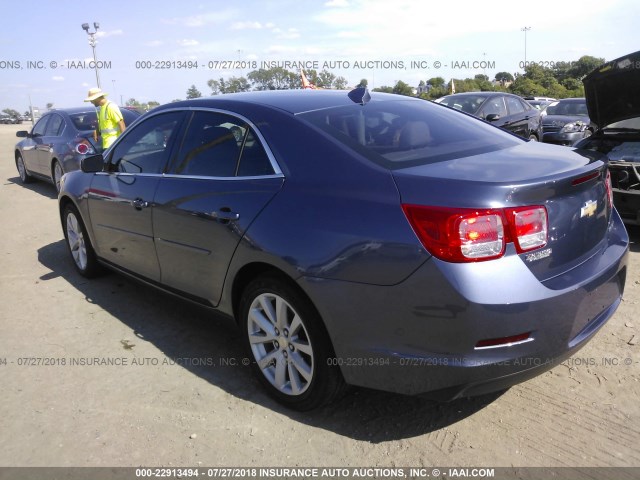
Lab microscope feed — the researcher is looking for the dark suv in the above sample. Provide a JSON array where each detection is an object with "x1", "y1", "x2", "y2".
[{"x1": 436, "y1": 92, "x2": 543, "y2": 141}]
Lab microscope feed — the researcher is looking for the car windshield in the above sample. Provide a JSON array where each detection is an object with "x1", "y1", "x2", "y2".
[
  {"x1": 69, "y1": 111, "x2": 99, "y2": 131},
  {"x1": 436, "y1": 95, "x2": 486, "y2": 114},
  {"x1": 298, "y1": 99, "x2": 520, "y2": 169},
  {"x1": 546, "y1": 100, "x2": 588, "y2": 116}
]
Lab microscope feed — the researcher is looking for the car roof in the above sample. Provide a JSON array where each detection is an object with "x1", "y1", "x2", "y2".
[{"x1": 155, "y1": 89, "x2": 400, "y2": 115}]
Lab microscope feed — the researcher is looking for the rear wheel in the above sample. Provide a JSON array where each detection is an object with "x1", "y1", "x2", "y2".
[
  {"x1": 63, "y1": 204, "x2": 101, "y2": 278},
  {"x1": 16, "y1": 153, "x2": 34, "y2": 184},
  {"x1": 239, "y1": 275, "x2": 345, "y2": 410},
  {"x1": 52, "y1": 160, "x2": 63, "y2": 193}
]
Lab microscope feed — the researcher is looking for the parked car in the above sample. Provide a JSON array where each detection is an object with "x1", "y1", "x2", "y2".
[
  {"x1": 542, "y1": 98, "x2": 594, "y2": 145},
  {"x1": 436, "y1": 92, "x2": 543, "y2": 141},
  {"x1": 574, "y1": 50, "x2": 640, "y2": 226},
  {"x1": 14, "y1": 107, "x2": 140, "y2": 192},
  {"x1": 524, "y1": 96, "x2": 557, "y2": 102},
  {"x1": 58, "y1": 89, "x2": 628, "y2": 410},
  {"x1": 1, "y1": 114, "x2": 20, "y2": 124}
]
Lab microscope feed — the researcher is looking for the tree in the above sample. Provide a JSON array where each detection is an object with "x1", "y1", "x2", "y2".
[
  {"x1": 46, "y1": 103, "x2": 54, "y2": 110},
  {"x1": 392, "y1": 80, "x2": 414, "y2": 96},
  {"x1": 186, "y1": 84, "x2": 202, "y2": 99},
  {"x1": 372, "y1": 86, "x2": 393, "y2": 93},
  {"x1": 248, "y1": 68, "x2": 297, "y2": 90},
  {"x1": 569, "y1": 55, "x2": 605, "y2": 79},
  {"x1": 494, "y1": 72, "x2": 514, "y2": 84},
  {"x1": 208, "y1": 76, "x2": 251, "y2": 95},
  {"x1": 333, "y1": 76, "x2": 348, "y2": 90},
  {"x1": 3, "y1": 108, "x2": 20, "y2": 118},
  {"x1": 357, "y1": 78, "x2": 368, "y2": 88}
]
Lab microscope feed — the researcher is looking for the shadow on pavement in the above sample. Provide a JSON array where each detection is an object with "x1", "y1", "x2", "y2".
[
  {"x1": 37, "y1": 239, "x2": 504, "y2": 442},
  {"x1": 5, "y1": 175, "x2": 57, "y2": 200}
]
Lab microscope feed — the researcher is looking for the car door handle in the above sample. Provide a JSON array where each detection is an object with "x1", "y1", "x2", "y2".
[
  {"x1": 210, "y1": 208, "x2": 240, "y2": 222},
  {"x1": 132, "y1": 198, "x2": 149, "y2": 210}
]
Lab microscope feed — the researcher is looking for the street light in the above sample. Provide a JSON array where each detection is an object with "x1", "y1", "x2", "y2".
[
  {"x1": 82, "y1": 22, "x2": 101, "y2": 88},
  {"x1": 521, "y1": 27, "x2": 531, "y2": 70}
]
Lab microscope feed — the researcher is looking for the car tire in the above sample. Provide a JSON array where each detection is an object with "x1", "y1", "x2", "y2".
[
  {"x1": 528, "y1": 134, "x2": 538, "y2": 142},
  {"x1": 63, "y1": 204, "x2": 101, "y2": 278},
  {"x1": 52, "y1": 160, "x2": 64, "y2": 193},
  {"x1": 239, "y1": 275, "x2": 345, "y2": 410},
  {"x1": 16, "y1": 153, "x2": 34, "y2": 184}
]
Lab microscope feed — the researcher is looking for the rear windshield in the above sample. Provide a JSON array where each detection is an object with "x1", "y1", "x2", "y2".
[
  {"x1": 69, "y1": 112, "x2": 99, "y2": 131},
  {"x1": 298, "y1": 99, "x2": 520, "y2": 169}
]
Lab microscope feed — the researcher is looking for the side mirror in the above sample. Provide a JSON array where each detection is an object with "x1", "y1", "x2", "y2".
[
  {"x1": 81, "y1": 154, "x2": 105, "y2": 173},
  {"x1": 485, "y1": 114, "x2": 501, "y2": 122},
  {"x1": 16, "y1": 131, "x2": 28, "y2": 138}
]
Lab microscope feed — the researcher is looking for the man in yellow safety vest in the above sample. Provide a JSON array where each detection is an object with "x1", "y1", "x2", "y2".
[{"x1": 84, "y1": 87, "x2": 126, "y2": 149}]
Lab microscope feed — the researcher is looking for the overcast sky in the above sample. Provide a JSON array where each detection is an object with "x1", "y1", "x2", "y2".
[{"x1": 0, "y1": 0, "x2": 638, "y2": 111}]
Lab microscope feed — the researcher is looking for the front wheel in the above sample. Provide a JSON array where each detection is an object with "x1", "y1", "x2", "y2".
[
  {"x1": 63, "y1": 204, "x2": 101, "y2": 278},
  {"x1": 16, "y1": 153, "x2": 34, "y2": 184},
  {"x1": 528, "y1": 134, "x2": 538, "y2": 142},
  {"x1": 239, "y1": 275, "x2": 345, "y2": 410}
]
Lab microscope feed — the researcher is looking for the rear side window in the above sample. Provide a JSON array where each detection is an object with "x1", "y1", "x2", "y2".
[
  {"x1": 171, "y1": 111, "x2": 274, "y2": 177},
  {"x1": 505, "y1": 96, "x2": 525, "y2": 115},
  {"x1": 44, "y1": 114, "x2": 64, "y2": 136},
  {"x1": 299, "y1": 99, "x2": 520, "y2": 169}
]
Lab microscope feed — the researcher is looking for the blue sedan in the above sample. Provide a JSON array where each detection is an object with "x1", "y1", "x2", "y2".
[{"x1": 58, "y1": 89, "x2": 628, "y2": 410}]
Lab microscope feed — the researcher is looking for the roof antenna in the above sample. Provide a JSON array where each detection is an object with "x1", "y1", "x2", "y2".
[{"x1": 348, "y1": 87, "x2": 371, "y2": 105}]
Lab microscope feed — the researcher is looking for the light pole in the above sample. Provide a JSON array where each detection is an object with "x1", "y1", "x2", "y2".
[
  {"x1": 82, "y1": 22, "x2": 101, "y2": 88},
  {"x1": 521, "y1": 27, "x2": 531, "y2": 70}
]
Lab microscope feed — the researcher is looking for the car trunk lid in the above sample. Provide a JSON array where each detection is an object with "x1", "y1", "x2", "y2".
[{"x1": 393, "y1": 142, "x2": 611, "y2": 282}]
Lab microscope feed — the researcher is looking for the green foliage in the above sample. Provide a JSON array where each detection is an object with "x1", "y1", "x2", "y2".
[
  {"x1": 186, "y1": 85, "x2": 202, "y2": 99},
  {"x1": 3, "y1": 108, "x2": 20, "y2": 118},
  {"x1": 208, "y1": 76, "x2": 251, "y2": 95}
]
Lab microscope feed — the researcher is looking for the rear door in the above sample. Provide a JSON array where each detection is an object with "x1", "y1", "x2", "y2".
[
  {"x1": 39, "y1": 113, "x2": 65, "y2": 176},
  {"x1": 153, "y1": 110, "x2": 284, "y2": 305},
  {"x1": 87, "y1": 111, "x2": 186, "y2": 281}
]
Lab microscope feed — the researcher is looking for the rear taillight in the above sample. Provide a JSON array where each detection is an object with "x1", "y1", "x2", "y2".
[
  {"x1": 74, "y1": 138, "x2": 95, "y2": 155},
  {"x1": 605, "y1": 169, "x2": 613, "y2": 210},
  {"x1": 402, "y1": 204, "x2": 548, "y2": 263},
  {"x1": 505, "y1": 206, "x2": 548, "y2": 252}
]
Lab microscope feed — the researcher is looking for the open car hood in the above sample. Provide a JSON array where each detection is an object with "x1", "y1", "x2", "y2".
[{"x1": 583, "y1": 50, "x2": 640, "y2": 129}]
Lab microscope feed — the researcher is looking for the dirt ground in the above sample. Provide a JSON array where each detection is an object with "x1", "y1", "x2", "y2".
[{"x1": 0, "y1": 122, "x2": 639, "y2": 469}]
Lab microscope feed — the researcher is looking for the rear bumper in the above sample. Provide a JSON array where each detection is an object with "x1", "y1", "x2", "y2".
[{"x1": 301, "y1": 210, "x2": 629, "y2": 397}]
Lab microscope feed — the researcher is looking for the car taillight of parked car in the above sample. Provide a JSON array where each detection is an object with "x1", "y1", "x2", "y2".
[
  {"x1": 605, "y1": 169, "x2": 614, "y2": 210},
  {"x1": 74, "y1": 138, "x2": 95, "y2": 155},
  {"x1": 402, "y1": 205, "x2": 548, "y2": 263}
]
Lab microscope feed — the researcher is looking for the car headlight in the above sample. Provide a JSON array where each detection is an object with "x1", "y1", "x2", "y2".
[{"x1": 560, "y1": 122, "x2": 587, "y2": 133}]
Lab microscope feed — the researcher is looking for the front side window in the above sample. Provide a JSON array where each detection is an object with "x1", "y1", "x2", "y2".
[
  {"x1": 109, "y1": 112, "x2": 183, "y2": 174},
  {"x1": 480, "y1": 97, "x2": 508, "y2": 118},
  {"x1": 32, "y1": 116, "x2": 48, "y2": 136}
]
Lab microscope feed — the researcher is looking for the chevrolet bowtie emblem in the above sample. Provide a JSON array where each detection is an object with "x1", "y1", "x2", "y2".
[{"x1": 581, "y1": 200, "x2": 597, "y2": 218}]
